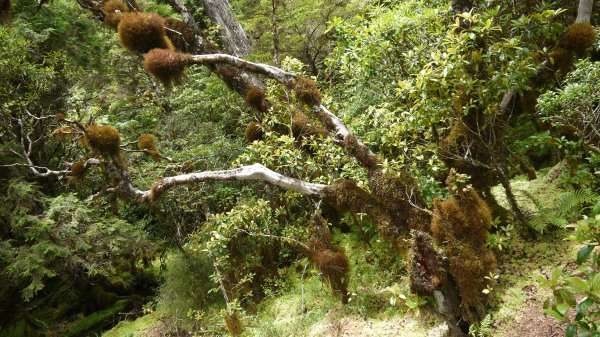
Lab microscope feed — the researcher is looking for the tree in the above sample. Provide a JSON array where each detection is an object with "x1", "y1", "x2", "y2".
[{"x1": 2, "y1": 0, "x2": 598, "y2": 335}]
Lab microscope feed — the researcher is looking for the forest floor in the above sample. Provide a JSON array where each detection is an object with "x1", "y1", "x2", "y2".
[{"x1": 103, "y1": 169, "x2": 575, "y2": 337}]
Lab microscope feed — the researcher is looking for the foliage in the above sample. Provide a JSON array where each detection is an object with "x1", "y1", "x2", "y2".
[
  {"x1": 468, "y1": 313, "x2": 493, "y2": 337},
  {"x1": 0, "y1": 180, "x2": 155, "y2": 300},
  {"x1": 519, "y1": 189, "x2": 599, "y2": 233},
  {"x1": 537, "y1": 203, "x2": 600, "y2": 337}
]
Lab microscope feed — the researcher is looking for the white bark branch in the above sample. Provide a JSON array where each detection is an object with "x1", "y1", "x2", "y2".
[
  {"x1": 190, "y1": 54, "x2": 296, "y2": 85},
  {"x1": 138, "y1": 163, "x2": 326, "y2": 202}
]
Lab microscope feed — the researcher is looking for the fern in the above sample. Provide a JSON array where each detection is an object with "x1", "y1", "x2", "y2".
[
  {"x1": 517, "y1": 189, "x2": 599, "y2": 233},
  {"x1": 555, "y1": 189, "x2": 597, "y2": 217},
  {"x1": 469, "y1": 314, "x2": 493, "y2": 337}
]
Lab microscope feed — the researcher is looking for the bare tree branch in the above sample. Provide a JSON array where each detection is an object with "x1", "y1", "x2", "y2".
[{"x1": 140, "y1": 163, "x2": 326, "y2": 202}]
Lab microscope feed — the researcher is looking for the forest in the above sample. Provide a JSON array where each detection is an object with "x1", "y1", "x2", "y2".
[{"x1": 0, "y1": 0, "x2": 599, "y2": 336}]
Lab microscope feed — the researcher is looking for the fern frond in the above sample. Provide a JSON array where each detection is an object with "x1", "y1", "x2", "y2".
[
  {"x1": 517, "y1": 189, "x2": 546, "y2": 213},
  {"x1": 556, "y1": 189, "x2": 598, "y2": 217}
]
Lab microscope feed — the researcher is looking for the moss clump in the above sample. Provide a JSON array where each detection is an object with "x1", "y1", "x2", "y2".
[
  {"x1": 558, "y1": 22, "x2": 596, "y2": 55},
  {"x1": 55, "y1": 112, "x2": 65, "y2": 121},
  {"x1": 343, "y1": 134, "x2": 380, "y2": 169},
  {"x1": 66, "y1": 300, "x2": 127, "y2": 337},
  {"x1": 118, "y1": 12, "x2": 173, "y2": 54},
  {"x1": 137, "y1": 133, "x2": 160, "y2": 158},
  {"x1": 70, "y1": 159, "x2": 87, "y2": 182},
  {"x1": 143, "y1": 48, "x2": 192, "y2": 87},
  {"x1": 368, "y1": 169, "x2": 429, "y2": 231},
  {"x1": 324, "y1": 179, "x2": 408, "y2": 253},
  {"x1": 85, "y1": 125, "x2": 121, "y2": 155},
  {"x1": 291, "y1": 110, "x2": 327, "y2": 140},
  {"x1": 165, "y1": 18, "x2": 195, "y2": 52},
  {"x1": 306, "y1": 214, "x2": 350, "y2": 304},
  {"x1": 181, "y1": 161, "x2": 195, "y2": 173},
  {"x1": 103, "y1": 0, "x2": 128, "y2": 29},
  {"x1": 549, "y1": 47, "x2": 574, "y2": 74},
  {"x1": 430, "y1": 177, "x2": 496, "y2": 321},
  {"x1": 224, "y1": 311, "x2": 243, "y2": 336},
  {"x1": 293, "y1": 76, "x2": 322, "y2": 105},
  {"x1": 245, "y1": 86, "x2": 268, "y2": 112},
  {"x1": 245, "y1": 121, "x2": 264, "y2": 143}
]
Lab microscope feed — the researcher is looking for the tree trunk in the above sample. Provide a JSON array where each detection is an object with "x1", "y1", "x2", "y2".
[
  {"x1": 201, "y1": 0, "x2": 252, "y2": 57},
  {"x1": 576, "y1": 0, "x2": 594, "y2": 23},
  {"x1": 271, "y1": 0, "x2": 280, "y2": 66}
]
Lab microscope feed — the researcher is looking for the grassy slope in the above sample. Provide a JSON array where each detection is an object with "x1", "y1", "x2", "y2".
[{"x1": 103, "y1": 170, "x2": 574, "y2": 336}]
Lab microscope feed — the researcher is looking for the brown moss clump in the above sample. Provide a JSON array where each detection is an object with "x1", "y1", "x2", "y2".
[
  {"x1": 343, "y1": 134, "x2": 380, "y2": 169},
  {"x1": 558, "y1": 23, "x2": 597, "y2": 55},
  {"x1": 307, "y1": 214, "x2": 350, "y2": 304},
  {"x1": 103, "y1": 0, "x2": 128, "y2": 29},
  {"x1": 549, "y1": 47, "x2": 574, "y2": 74},
  {"x1": 165, "y1": 18, "x2": 195, "y2": 52},
  {"x1": 244, "y1": 87, "x2": 268, "y2": 112},
  {"x1": 137, "y1": 133, "x2": 160, "y2": 158},
  {"x1": 181, "y1": 161, "x2": 195, "y2": 173},
  {"x1": 291, "y1": 110, "x2": 327, "y2": 140},
  {"x1": 430, "y1": 181, "x2": 496, "y2": 321},
  {"x1": 55, "y1": 112, "x2": 65, "y2": 122},
  {"x1": 143, "y1": 48, "x2": 193, "y2": 87},
  {"x1": 294, "y1": 76, "x2": 322, "y2": 105},
  {"x1": 70, "y1": 159, "x2": 87, "y2": 182},
  {"x1": 118, "y1": 12, "x2": 173, "y2": 54},
  {"x1": 85, "y1": 125, "x2": 121, "y2": 155},
  {"x1": 324, "y1": 179, "x2": 407, "y2": 253},
  {"x1": 223, "y1": 311, "x2": 243, "y2": 336},
  {"x1": 245, "y1": 121, "x2": 264, "y2": 143},
  {"x1": 368, "y1": 169, "x2": 429, "y2": 231}
]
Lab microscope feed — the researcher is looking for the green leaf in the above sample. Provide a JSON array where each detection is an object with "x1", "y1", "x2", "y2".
[
  {"x1": 556, "y1": 303, "x2": 569, "y2": 316},
  {"x1": 566, "y1": 323, "x2": 576, "y2": 337},
  {"x1": 577, "y1": 246, "x2": 594, "y2": 264},
  {"x1": 566, "y1": 277, "x2": 589, "y2": 292},
  {"x1": 557, "y1": 289, "x2": 576, "y2": 307},
  {"x1": 543, "y1": 308, "x2": 563, "y2": 320}
]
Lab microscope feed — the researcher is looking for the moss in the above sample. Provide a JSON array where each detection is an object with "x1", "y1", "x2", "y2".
[
  {"x1": 245, "y1": 121, "x2": 264, "y2": 143},
  {"x1": 224, "y1": 311, "x2": 244, "y2": 336},
  {"x1": 180, "y1": 161, "x2": 195, "y2": 173},
  {"x1": 55, "y1": 112, "x2": 65, "y2": 121},
  {"x1": 70, "y1": 159, "x2": 87, "y2": 182},
  {"x1": 118, "y1": 12, "x2": 173, "y2": 54},
  {"x1": 165, "y1": 18, "x2": 195, "y2": 52},
  {"x1": 245, "y1": 86, "x2": 268, "y2": 112},
  {"x1": 367, "y1": 169, "x2": 429, "y2": 231},
  {"x1": 291, "y1": 110, "x2": 327, "y2": 140},
  {"x1": 143, "y1": 48, "x2": 192, "y2": 87},
  {"x1": 343, "y1": 134, "x2": 380, "y2": 169},
  {"x1": 103, "y1": 0, "x2": 127, "y2": 30},
  {"x1": 323, "y1": 179, "x2": 407, "y2": 253},
  {"x1": 430, "y1": 185, "x2": 496, "y2": 321},
  {"x1": 85, "y1": 125, "x2": 121, "y2": 155},
  {"x1": 137, "y1": 133, "x2": 160, "y2": 158},
  {"x1": 65, "y1": 299, "x2": 127, "y2": 337},
  {"x1": 102, "y1": 313, "x2": 161, "y2": 337},
  {"x1": 558, "y1": 22, "x2": 596, "y2": 55},
  {"x1": 293, "y1": 76, "x2": 322, "y2": 105},
  {"x1": 306, "y1": 214, "x2": 350, "y2": 304},
  {"x1": 549, "y1": 47, "x2": 574, "y2": 74}
]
